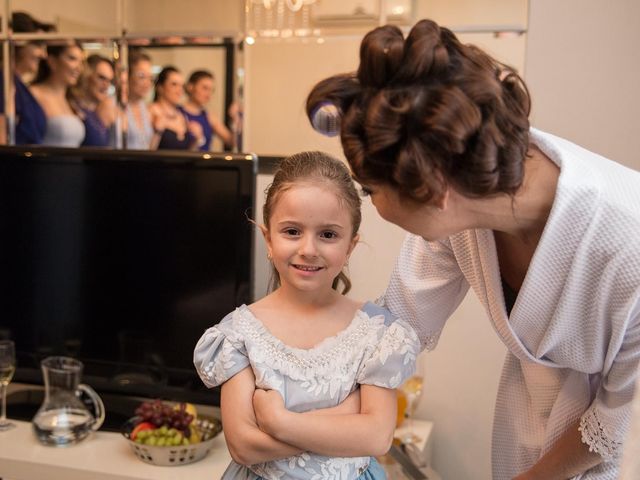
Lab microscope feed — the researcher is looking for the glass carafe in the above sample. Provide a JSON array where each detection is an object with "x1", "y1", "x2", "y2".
[{"x1": 32, "y1": 356, "x2": 105, "y2": 446}]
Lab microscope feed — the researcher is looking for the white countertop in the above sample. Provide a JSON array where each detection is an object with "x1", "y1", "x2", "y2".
[
  {"x1": 0, "y1": 419, "x2": 232, "y2": 480},
  {"x1": 0, "y1": 417, "x2": 434, "y2": 480}
]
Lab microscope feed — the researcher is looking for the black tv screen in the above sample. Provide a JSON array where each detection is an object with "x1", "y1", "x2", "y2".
[{"x1": 0, "y1": 146, "x2": 255, "y2": 424}]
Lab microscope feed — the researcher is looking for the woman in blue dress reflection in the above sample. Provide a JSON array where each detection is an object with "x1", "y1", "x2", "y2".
[
  {"x1": 0, "y1": 11, "x2": 54, "y2": 145},
  {"x1": 179, "y1": 70, "x2": 235, "y2": 151}
]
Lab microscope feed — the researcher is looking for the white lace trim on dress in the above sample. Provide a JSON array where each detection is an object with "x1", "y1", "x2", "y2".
[{"x1": 234, "y1": 306, "x2": 386, "y2": 381}]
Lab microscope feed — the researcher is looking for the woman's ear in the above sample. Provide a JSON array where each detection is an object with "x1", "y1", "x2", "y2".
[{"x1": 434, "y1": 186, "x2": 450, "y2": 211}]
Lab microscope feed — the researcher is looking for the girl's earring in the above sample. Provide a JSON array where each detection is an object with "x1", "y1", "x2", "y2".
[{"x1": 267, "y1": 252, "x2": 272, "y2": 261}]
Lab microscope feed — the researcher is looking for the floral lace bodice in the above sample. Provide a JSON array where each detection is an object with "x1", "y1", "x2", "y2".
[{"x1": 194, "y1": 301, "x2": 420, "y2": 480}]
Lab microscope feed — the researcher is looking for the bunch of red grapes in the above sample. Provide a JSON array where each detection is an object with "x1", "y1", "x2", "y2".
[{"x1": 134, "y1": 399, "x2": 194, "y2": 436}]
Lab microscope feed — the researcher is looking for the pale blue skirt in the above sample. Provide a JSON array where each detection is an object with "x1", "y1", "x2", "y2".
[{"x1": 223, "y1": 457, "x2": 387, "y2": 479}]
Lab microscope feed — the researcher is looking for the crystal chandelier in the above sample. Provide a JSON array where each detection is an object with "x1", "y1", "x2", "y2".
[{"x1": 246, "y1": 0, "x2": 319, "y2": 39}]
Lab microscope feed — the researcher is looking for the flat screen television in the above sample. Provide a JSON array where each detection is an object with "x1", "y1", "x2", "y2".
[{"x1": 0, "y1": 146, "x2": 255, "y2": 430}]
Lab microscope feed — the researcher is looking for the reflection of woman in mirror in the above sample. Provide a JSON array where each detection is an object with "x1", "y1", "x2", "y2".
[
  {"x1": 126, "y1": 51, "x2": 154, "y2": 150},
  {"x1": 73, "y1": 54, "x2": 116, "y2": 147},
  {"x1": 30, "y1": 42, "x2": 85, "y2": 147},
  {"x1": 180, "y1": 70, "x2": 235, "y2": 151},
  {"x1": 149, "y1": 66, "x2": 204, "y2": 150},
  {"x1": 0, "y1": 11, "x2": 54, "y2": 145}
]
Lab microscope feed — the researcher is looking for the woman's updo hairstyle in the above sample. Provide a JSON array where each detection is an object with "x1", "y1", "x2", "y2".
[{"x1": 307, "y1": 19, "x2": 531, "y2": 204}]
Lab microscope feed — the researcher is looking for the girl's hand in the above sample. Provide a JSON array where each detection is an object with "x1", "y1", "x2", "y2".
[{"x1": 253, "y1": 389, "x2": 286, "y2": 435}]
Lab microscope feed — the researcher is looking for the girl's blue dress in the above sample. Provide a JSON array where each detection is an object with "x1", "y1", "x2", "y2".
[{"x1": 194, "y1": 302, "x2": 420, "y2": 480}]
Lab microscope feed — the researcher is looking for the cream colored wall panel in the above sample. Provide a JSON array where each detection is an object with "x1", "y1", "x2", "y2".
[
  {"x1": 12, "y1": 0, "x2": 119, "y2": 34},
  {"x1": 525, "y1": 0, "x2": 640, "y2": 169},
  {"x1": 244, "y1": 36, "x2": 360, "y2": 158},
  {"x1": 124, "y1": 0, "x2": 243, "y2": 34},
  {"x1": 414, "y1": 0, "x2": 527, "y2": 27}
]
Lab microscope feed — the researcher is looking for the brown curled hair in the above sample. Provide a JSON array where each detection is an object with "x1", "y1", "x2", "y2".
[
  {"x1": 263, "y1": 151, "x2": 361, "y2": 295},
  {"x1": 306, "y1": 19, "x2": 531, "y2": 204}
]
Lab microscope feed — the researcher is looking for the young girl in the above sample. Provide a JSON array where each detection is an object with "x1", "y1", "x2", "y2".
[{"x1": 194, "y1": 151, "x2": 420, "y2": 479}]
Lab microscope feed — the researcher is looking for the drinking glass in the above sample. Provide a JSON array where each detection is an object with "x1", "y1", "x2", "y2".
[
  {"x1": 399, "y1": 375, "x2": 424, "y2": 444},
  {"x1": 0, "y1": 340, "x2": 16, "y2": 431}
]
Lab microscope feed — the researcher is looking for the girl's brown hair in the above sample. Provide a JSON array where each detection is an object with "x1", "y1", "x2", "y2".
[
  {"x1": 263, "y1": 151, "x2": 361, "y2": 294},
  {"x1": 306, "y1": 19, "x2": 531, "y2": 205}
]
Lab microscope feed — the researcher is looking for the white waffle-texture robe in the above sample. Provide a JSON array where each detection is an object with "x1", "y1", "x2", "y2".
[{"x1": 383, "y1": 129, "x2": 640, "y2": 479}]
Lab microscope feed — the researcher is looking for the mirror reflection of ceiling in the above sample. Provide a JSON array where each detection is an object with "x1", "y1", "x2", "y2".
[
  {"x1": 9, "y1": 0, "x2": 244, "y2": 37},
  {"x1": 7, "y1": 0, "x2": 526, "y2": 38}
]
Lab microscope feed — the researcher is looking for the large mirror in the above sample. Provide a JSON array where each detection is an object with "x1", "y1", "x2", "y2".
[{"x1": 0, "y1": 0, "x2": 243, "y2": 151}]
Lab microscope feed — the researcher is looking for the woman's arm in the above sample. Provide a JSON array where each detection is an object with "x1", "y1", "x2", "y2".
[
  {"x1": 513, "y1": 419, "x2": 602, "y2": 480},
  {"x1": 96, "y1": 97, "x2": 117, "y2": 127},
  {"x1": 254, "y1": 384, "x2": 396, "y2": 457},
  {"x1": 221, "y1": 366, "x2": 303, "y2": 466},
  {"x1": 0, "y1": 115, "x2": 6, "y2": 144},
  {"x1": 186, "y1": 118, "x2": 205, "y2": 151},
  {"x1": 208, "y1": 112, "x2": 234, "y2": 148}
]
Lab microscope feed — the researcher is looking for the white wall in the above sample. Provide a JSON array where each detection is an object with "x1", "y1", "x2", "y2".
[{"x1": 525, "y1": 0, "x2": 640, "y2": 170}]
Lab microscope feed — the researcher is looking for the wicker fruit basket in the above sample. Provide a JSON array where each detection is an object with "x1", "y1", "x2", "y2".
[{"x1": 122, "y1": 416, "x2": 223, "y2": 466}]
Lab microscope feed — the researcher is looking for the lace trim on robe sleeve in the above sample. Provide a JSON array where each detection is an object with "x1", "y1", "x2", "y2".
[{"x1": 578, "y1": 405, "x2": 624, "y2": 461}]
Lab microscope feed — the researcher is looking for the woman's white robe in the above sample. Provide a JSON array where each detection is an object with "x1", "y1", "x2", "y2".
[{"x1": 384, "y1": 129, "x2": 640, "y2": 479}]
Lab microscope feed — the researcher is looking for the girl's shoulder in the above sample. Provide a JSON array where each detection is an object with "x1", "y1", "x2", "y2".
[{"x1": 359, "y1": 300, "x2": 398, "y2": 326}]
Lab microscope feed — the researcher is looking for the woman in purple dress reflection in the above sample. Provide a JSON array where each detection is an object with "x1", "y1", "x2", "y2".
[
  {"x1": 74, "y1": 54, "x2": 117, "y2": 147},
  {"x1": 179, "y1": 70, "x2": 236, "y2": 151},
  {"x1": 149, "y1": 66, "x2": 204, "y2": 150}
]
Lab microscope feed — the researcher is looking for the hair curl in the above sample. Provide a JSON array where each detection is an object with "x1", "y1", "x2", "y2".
[
  {"x1": 307, "y1": 19, "x2": 531, "y2": 204},
  {"x1": 263, "y1": 151, "x2": 361, "y2": 295}
]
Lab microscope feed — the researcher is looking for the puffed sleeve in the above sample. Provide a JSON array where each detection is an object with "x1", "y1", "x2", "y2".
[
  {"x1": 579, "y1": 300, "x2": 640, "y2": 461},
  {"x1": 193, "y1": 310, "x2": 250, "y2": 388},
  {"x1": 356, "y1": 306, "x2": 420, "y2": 389},
  {"x1": 384, "y1": 233, "x2": 469, "y2": 351}
]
